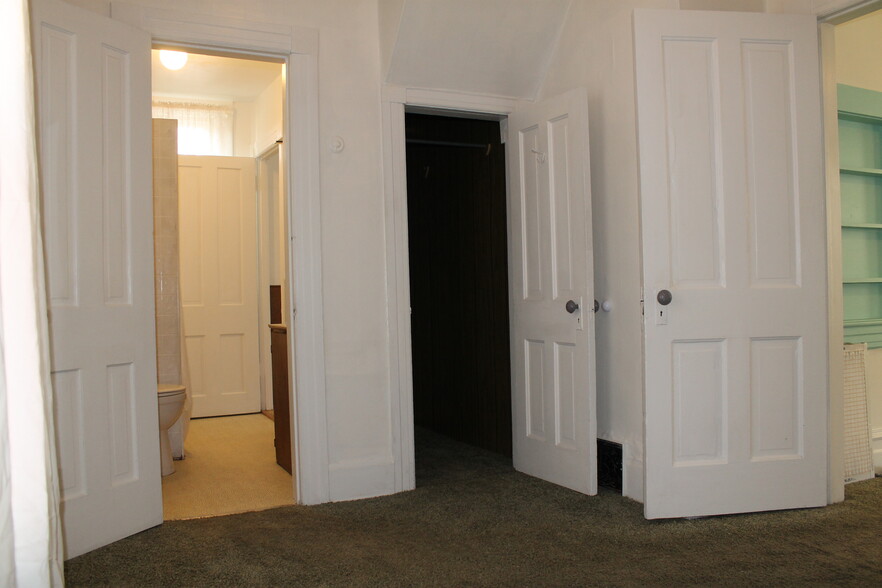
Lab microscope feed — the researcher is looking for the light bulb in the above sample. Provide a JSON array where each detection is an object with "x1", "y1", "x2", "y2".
[{"x1": 159, "y1": 50, "x2": 188, "y2": 71}]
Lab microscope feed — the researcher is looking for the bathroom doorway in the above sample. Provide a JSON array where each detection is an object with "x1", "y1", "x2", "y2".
[{"x1": 151, "y1": 48, "x2": 296, "y2": 519}]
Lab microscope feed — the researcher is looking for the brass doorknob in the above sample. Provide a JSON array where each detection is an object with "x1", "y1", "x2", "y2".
[{"x1": 657, "y1": 290, "x2": 673, "y2": 306}]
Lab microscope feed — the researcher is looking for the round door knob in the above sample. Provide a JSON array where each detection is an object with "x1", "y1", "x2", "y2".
[
  {"x1": 565, "y1": 300, "x2": 579, "y2": 314},
  {"x1": 657, "y1": 289, "x2": 673, "y2": 306}
]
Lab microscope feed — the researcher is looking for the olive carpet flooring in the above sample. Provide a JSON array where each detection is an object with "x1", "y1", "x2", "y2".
[{"x1": 67, "y1": 429, "x2": 882, "y2": 586}]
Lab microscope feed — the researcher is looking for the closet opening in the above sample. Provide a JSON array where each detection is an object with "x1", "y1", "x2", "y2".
[{"x1": 404, "y1": 112, "x2": 513, "y2": 475}]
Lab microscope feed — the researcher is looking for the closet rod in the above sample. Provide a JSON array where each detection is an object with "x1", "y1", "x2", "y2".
[{"x1": 406, "y1": 138, "x2": 490, "y2": 149}]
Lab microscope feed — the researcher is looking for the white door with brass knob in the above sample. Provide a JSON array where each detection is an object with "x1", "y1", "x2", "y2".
[
  {"x1": 635, "y1": 9, "x2": 828, "y2": 518},
  {"x1": 31, "y1": 0, "x2": 161, "y2": 558},
  {"x1": 507, "y1": 88, "x2": 597, "y2": 494}
]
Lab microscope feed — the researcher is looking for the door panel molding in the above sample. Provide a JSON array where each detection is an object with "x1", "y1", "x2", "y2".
[
  {"x1": 179, "y1": 156, "x2": 260, "y2": 418},
  {"x1": 635, "y1": 8, "x2": 828, "y2": 519},
  {"x1": 507, "y1": 89, "x2": 597, "y2": 495},
  {"x1": 32, "y1": 0, "x2": 160, "y2": 558}
]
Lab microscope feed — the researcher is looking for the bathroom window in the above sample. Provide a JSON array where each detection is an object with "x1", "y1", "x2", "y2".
[{"x1": 152, "y1": 100, "x2": 234, "y2": 156}]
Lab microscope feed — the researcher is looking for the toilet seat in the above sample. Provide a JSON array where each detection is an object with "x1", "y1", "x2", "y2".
[
  {"x1": 157, "y1": 383, "x2": 187, "y2": 476},
  {"x1": 158, "y1": 384, "x2": 186, "y2": 397}
]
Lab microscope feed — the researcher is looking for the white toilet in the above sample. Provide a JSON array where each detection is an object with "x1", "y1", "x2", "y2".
[{"x1": 158, "y1": 384, "x2": 186, "y2": 476}]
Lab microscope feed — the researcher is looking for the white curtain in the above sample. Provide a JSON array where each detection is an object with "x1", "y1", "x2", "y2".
[
  {"x1": 0, "y1": 0, "x2": 65, "y2": 586},
  {"x1": 152, "y1": 101, "x2": 235, "y2": 156}
]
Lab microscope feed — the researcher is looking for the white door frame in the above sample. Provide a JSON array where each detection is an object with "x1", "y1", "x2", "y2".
[
  {"x1": 110, "y1": 3, "x2": 328, "y2": 504},
  {"x1": 816, "y1": 0, "x2": 882, "y2": 505},
  {"x1": 257, "y1": 142, "x2": 283, "y2": 413},
  {"x1": 381, "y1": 86, "x2": 516, "y2": 491}
]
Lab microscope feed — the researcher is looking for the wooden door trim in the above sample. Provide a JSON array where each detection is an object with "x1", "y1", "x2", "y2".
[{"x1": 381, "y1": 86, "x2": 515, "y2": 492}]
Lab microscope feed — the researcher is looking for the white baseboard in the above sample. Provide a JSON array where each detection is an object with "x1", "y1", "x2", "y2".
[
  {"x1": 623, "y1": 444, "x2": 644, "y2": 504},
  {"x1": 328, "y1": 457, "x2": 397, "y2": 502},
  {"x1": 871, "y1": 429, "x2": 882, "y2": 475}
]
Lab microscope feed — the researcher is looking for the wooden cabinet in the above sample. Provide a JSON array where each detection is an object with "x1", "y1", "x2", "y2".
[
  {"x1": 269, "y1": 285, "x2": 292, "y2": 474},
  {"x1": 270, "y1": 323, "x2": 292, "y2": 474},
  {"x1": 839, "y1": 84, "x2": 882, "y2": 348}
]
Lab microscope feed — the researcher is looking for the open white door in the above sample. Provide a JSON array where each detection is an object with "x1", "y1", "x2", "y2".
[
  {"x1": 508, "y1": 89, "x2": 597, "y2": 494},
  {"x1": 635, "y1": 9, "x2": 828, "y2": 518},
  {"x1": 178, "y1": 155, "x2": 260, "y2": 418},
  {"x1": 31, "y1": 0, "x2": 161, "y2": 557}
]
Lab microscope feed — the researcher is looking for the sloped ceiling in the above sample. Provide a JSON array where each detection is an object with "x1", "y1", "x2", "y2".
[{"x1": 385, "y1": 0, "x2": 571, "y2": 100}]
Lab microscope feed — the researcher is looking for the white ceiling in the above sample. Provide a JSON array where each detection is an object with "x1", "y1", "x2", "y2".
[
  {"x1": 385, "y1": 0, "x2": 571, "y2": 99},
  {"x1": 151, "y1": 50, "x2": 283, "y2": 102}
]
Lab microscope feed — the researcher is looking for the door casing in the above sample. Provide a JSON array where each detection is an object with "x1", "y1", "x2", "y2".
[
  {"x1": 381, "y1": 87, "x2": 517, "y2": 491},
  {"x1": 257, "y1": 143, "x2": 285, "y2": 414},
  {"x1": 110, "y1": 2, "x2": 326, "y2": 504},
  {"x1": 817, "y1": 0, "x2": 882, "y2": 505}
]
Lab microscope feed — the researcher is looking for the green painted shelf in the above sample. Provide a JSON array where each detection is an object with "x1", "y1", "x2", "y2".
[
  {"x1": 844, "y1": 318, "x2": 882, "y2": 327},
  {"x1": 840, "y1": 166, "x2": 882, "y2": 177},
  {"x1": 839, "y1": 84, "x2": 882, "y2": 349}
]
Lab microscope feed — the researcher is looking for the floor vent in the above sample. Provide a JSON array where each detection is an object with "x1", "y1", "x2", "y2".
[
  {"x1": 597, "y1": 439, "x2": 623, "y2": 493},
  {"x1": 843, "y1": 343, "x2": 875, "y2": 484}
]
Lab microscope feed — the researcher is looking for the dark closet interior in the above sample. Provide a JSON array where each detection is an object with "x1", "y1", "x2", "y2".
[{"x1": 406, "y1": 112, "x2": 512, "y2": 458}]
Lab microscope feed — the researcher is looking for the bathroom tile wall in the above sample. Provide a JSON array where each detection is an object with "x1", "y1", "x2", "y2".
[{"x1": 152, "y1": 119, "x2": 182, "y2": 385}]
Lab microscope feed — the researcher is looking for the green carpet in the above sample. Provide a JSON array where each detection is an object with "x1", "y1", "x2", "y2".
[{"x1": 66, "y1": 430, "x2": 882, "y2": 586}]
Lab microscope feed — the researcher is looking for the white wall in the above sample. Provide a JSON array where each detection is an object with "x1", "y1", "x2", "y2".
[
  {"x1": 835, "y1": 9, "x2": 882, "y2": 93},
  {"x1": 377, "y1": 0, "x2": 404, "y2": 79},
  {"x1": 384, "y1": 0, "x2": 570, "y2": 99},
  {"x1": 864, "y1": 350, "x2": 882, "y2": 470},
  {"x1": 69, "y1": 0, "x2": 393, "y2": 501},
  {"x1": 233, "y1": 100, "x2": 255, "y2": 157},
  {"x1": 173, "y1": 71, "x2": 282, "y2": 158},
  {"x1": 252, "y1": 73, "x2": 285, "y2": 155}
]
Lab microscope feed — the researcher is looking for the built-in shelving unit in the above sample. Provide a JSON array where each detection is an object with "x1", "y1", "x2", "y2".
[{"x1": 840, "y1": 84, "x2": 882, "y2": 348}]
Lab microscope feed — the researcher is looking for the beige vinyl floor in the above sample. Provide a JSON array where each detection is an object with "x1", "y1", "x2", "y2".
[{"x1": 161, "y1": 413, "x2": 294, "y2": 520}]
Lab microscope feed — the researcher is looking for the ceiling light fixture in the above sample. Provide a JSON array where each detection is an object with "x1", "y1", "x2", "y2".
[{"x1": 159, "y1": 50, "x2": 188, "y2": 71}]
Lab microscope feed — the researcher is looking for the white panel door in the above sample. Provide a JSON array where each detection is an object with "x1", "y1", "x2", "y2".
[
  {"x1": 179, "y1": 156, "x2": 260, "y2": 418},
  {"x1": 634, "y1": 9, "x2": 828, "y2": 518},
  {"x1": 507, "y1": 89, "x2": 597, "y2": 494},
  {"x1": 31, "y1": 0, "x2": 161, "y2": 558}
]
